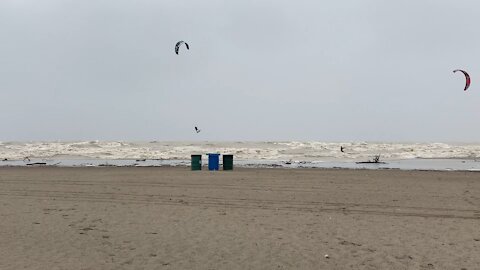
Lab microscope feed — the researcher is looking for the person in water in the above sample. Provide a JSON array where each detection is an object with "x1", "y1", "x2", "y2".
[{"x1": 340, "y1": 146, "x2": 345, "y2": 153}]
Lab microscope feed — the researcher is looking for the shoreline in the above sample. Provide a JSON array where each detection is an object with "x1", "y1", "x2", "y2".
[
  {"x1": 2, "y1": 165, "x2": 480, "y2": 173},
  {"x1": 2, "y1": 157, "x2": 480, "y2": 171}
]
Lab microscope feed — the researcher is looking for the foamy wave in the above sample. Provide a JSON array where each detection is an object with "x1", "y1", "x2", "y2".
[{"x1": 1, "y1": 141, "x2": 480, "y2": 161}]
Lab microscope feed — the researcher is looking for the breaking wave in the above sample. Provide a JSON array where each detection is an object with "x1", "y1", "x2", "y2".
[{"x1": 1, "y1": 141, "x2": 480, "y2": 162}]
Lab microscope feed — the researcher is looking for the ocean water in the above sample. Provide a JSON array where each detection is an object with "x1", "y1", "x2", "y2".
[{"x1": 1, "y1": 141, "x2": 480, "y2": 171}]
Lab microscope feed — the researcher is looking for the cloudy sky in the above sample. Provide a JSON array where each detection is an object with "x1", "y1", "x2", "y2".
[{"x1": 1, "y1": 0, "x2": 480, "y2": 141}]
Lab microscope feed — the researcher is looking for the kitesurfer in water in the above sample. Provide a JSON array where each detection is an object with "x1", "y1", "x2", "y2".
[{"x1": 340, "y1": 146, "x2": 345, "y2": 153}]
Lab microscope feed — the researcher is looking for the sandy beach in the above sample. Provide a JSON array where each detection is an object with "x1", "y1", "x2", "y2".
[{"x1": 0, "y1": 167, "x2": 479, "y2": 269}]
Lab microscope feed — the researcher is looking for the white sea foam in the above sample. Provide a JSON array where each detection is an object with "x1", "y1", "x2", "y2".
[{"x1": 1, "y1": 141, "x2": 480, "y2": 162}]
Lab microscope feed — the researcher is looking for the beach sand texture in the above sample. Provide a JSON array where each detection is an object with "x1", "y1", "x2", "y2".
[{"x1": 0, "y1": 167, "x2": 479, "y2": 269}]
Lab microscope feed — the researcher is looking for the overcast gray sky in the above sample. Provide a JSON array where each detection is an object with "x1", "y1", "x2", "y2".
[{"x1": 1, "y1": 0, "x2": 480, "y2": 142}]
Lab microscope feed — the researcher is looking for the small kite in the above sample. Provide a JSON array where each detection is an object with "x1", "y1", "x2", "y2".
[
  {"x1": 175, "y1": 41, "x2": 189, "y2": 55},
  {"x1": 453, "y1": 69, "x2": 471, "y2": 91},
  {"x1": 194, "y1": 126, "x2": 201, "y2": 133}
]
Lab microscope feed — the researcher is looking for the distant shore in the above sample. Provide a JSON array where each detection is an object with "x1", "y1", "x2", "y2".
[{"x1": 1, "y1": 167, "x2": 479, "y2": 269}]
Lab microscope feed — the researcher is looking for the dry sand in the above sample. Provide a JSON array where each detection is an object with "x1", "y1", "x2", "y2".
[{"x1": 0, "y1": 167, "x2": 479, "y2": 269}]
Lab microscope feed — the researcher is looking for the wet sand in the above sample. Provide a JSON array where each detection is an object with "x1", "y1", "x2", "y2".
[{"x1": 0, "y1": 167, "x2": 479, "y2": 269}]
